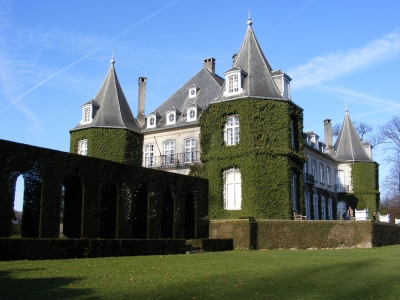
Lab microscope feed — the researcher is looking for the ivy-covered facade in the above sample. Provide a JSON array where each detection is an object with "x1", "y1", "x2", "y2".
[{"x1": 69, "y1": 17, "x2": 379, "y2": 222}]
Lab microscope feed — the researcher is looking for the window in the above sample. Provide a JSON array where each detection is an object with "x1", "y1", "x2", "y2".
[
  {"x1": 149, "y1": 117, "x2": 155, "y2": 126},
  {"x1": 305, "y1": 192, "x2": 311, "y2": 220},
  {"x1": 328, "y1": 198, "x2": 333, "y2": 220},
  {"x1": 319, "y1": 163, "x2": 325, "y2": 183},
  {"x1": 283, "y1": 78, "x2": 290, "y2": 99},
  {"x1": 167, "y1": 112, "x2": 175, "y2": 125},
  {"x1": 184, "y1": 138, "x2": 196, "y2": 162},
  {"x1": 189, "y1": 86, "x2": 197, "y2": 98},
  {"x1": 147, "y1": 114, "x2": 156, "y2": 128},
  {"x1": 224, "y1": 169, "x2": 242, "y2": 210},
  {"x1": 321, "y1": 196, "x2": 326, "y2": 220},
  {"x1": 228, "y1": 75, "x2": 239, "y2": 93},
  {"x1": 291, "y1": 122, "x2": 296, "y2": 149},
  {"x1": 187, "y1": 108, "x2": 197, "y2": 122},
  {"x1": 311, "y1": 160, "x2": 316, "y2": 180},
  {"x1": 78, "y1": 140, "x2": 87, "y2": 156},
  {"x1": 313, "y1": 195, "x2": 319, "y2": 220},
  {"x1": 337, "y1": 201, "x2": 346, "y2": 220},
  {"x1": 291, "y1": 173, "x2": 297, "y2": 211},
  {"x1": 336, "y1": 170, "x2": 345, "y2": 191},
  {"x1": 144, "y1": 144, "x2": 154, "y2": 167},
  {"x1": 163, "y1": 141, "x2": 175, "y2": 165},
  {"x1": 327, "y1": 167, "x2": 331, "y2": 186},
  {"x1": 225, "y1": 116, "x2": 239, "y2": 146}
]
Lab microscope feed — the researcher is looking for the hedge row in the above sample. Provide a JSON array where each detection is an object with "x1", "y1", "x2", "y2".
[
  {"x1": 187, "y1": 238, "x2": 234, "y2": 252},
  {"x1": 209, "y1": 220, "x2": 400, "y2": 250},
  {"x1": 0, "y1": 239, "x2": 186, "y2": 261}
]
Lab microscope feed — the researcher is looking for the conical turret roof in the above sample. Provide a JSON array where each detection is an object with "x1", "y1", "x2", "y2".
[
  {"x1": 214, "y1": 17, "x2": 284, "y2": 102},
  {"x1": 72, "y1": 57, "x2": 140, "y2": 132},
  {"x1": 334, "y1": 109, "x2": 372, "y2": 162}
]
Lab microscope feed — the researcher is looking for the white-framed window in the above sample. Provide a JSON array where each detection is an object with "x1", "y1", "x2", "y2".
[
  {"x1": 283, "y1": 78, "x2": 290, "y2": 99},
  {"x1": 224, "y1": 169, "x2": 242, "y2": 210},
  {"x1": 328, "y1": 198, "x2": 333, "y2": 220},
  {"x1": 163, "y1": 141, "x2": 175, "y2": 165},
  {"x1": 225, "y1": 116, "x2": 239, "y2": 146},
  {"x1": 166, "y1": 112, "x2": 176, "y2": 125},
  {"x1": 228, "y1": 74, "x2": 239, "y2": 93},
  {"x1": 327, "y1": 167, "x2": 331, "y2": 186},
  {"x1": 81, "y1": 106, "x2": 92, "y2": 124},
  {"x1": 291, "y1": 173, "x2": 297, "y2": 211},
  {"x1": 305, "y1": 192, "x2": 311, "y2": 220},
  {"x1": 147, "y1": 115, "x2": 156, "y2": 128},
  {"x1": 187, "y1": 108, "x2": 197, "y2": 122},
  {"x1": 189, "y1": 86, "x2": 197, "y2": 98},
  {"x1": 319, "y1": 163, "x2": 325, "y2": 183},
  {"x1": 312, "y1": 160, "x2": 317, "y2": 181},
  {"x1": 144, "y1": 144, "x2": 154, "y2": 167},
  {"x1": 321, "y1": 196, "x2": 326, "y2": 220},
  {"x1": 78, "y1": 139, "x2": 88, "y2": 156},
  {"x1": 336, "y1": 170, "x2": 345, "y2": 191},
  {"x1": 184, "y1": 138, "x2": 196, "y2": 163},
  {"x1": 313, "y1": 194, "x2": 319, "y2": 220}
]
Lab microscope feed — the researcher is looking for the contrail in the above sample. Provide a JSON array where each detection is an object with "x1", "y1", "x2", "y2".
[{"x1": 0, "y1": 0, "x2": 179, "y2": 114}]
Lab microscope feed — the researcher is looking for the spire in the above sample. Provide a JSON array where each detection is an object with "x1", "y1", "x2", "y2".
[
  {"x1": 214, "y1": 16, "x2": 284, "y2": 102},
  {"x1": 72, "y1": 58, "x2": 140, "y2": 132},
  {"x1": 334, "y1": 109, "x2": 372, "y2": 162}
]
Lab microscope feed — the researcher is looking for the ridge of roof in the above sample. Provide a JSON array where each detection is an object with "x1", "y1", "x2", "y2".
[
  {"x1": 334, "y1": 109, "x2": 372, "y2": 162},
  {"x1": 71, "y1": 59, "x2": 141, "y2": 133}
]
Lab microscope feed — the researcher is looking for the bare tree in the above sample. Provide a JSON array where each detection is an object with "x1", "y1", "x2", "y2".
[
  {"x1": 354, "y1": 122, "x2": 373, "y2": 141},
  {"x1": 379, "y1": 116, "x2": 400, "y2": 163},
  {"x1": 332, "y1": 122, "x2": 341, "y2": 138},
  {"x1": 332, "y1": 121, "x2": 377, "y2": 145}
]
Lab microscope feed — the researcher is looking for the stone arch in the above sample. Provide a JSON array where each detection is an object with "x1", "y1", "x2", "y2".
[
  {"x1": 99, "y1": 180, "x2": 118, "y2": 239},
  {"x1": 184, "y1": 193, "x2": 196, "y2": 239},
  {"x1": 132, "y1": 183, "x2": 148, "y2": 239},
  {"x1": 62, "y1": 175, "x2": 83, "y2": 238},
  {"x1": 161, "y1": 187, "x2": 174, "y2": 238}
]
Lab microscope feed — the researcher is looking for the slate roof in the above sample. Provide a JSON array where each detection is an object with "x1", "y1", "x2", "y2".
[
  {"x1": 334, "y1": 109, "x2": 372, "y2": 162},
  {"x1": 213, "y1": 18, "x2": 285, "y2": 103},
  {"x1": 142, "y1": 67, "x2": 224, "y2": 132},
  {"x1": 71, "y1": 57, "x2": 140, "y2": 133}
]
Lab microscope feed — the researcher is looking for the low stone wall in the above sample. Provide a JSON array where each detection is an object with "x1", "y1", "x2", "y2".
[{"x1": 210, "y1": 219, "x2": 400, "y2": 250}]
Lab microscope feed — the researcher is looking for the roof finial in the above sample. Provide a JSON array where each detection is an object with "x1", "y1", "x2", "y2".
[
  {"x1": 247, "y1": 9, "x2": 252, "y2": 26},
  {"x1": 345, "y1": 104, "x2": 348, "y2": 113},
  {"x1": 110, "y1": 52, "x2": 115, "y2": 65}
]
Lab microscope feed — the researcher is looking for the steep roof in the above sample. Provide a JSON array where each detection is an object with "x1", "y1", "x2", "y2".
[
  {"x1": 142, "y1": 67, "x2": 224, "y2": 132},
  {"x1": 334, "y1": 109, "x2": 372, "y2": 162},
  {"x1": 71, "y1": 57, "x2": 140, "y2": 132},
  {"x1": 214, "y1": 18, "x2": 284, "y2": 102}
]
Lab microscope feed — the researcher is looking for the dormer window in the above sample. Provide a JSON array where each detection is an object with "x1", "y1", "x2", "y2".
[
  {"x1": 147, "y1": 115, "x2": 156, "y2": 128},
  {"x1": 83, "y1": 107, "x2": 91, "y2": 123},
  {"x1": 166, "y1": 112, "x2": 176, "y2": 125},
  {"x1": 165, "y1": 107, "x2": 180, "y2": 126},
  {"x1": 223, "y1": 67, "x2": 247, "y2": 96},
  {"x1": 188, "y1": 85, "x2": 198, "y2": 98},
  {"x1": 81, "y1": 100, "x2": 99, "y2": 125},
  {"x1": 187, "y1": 107, "x2": 197, "y2": 122}
]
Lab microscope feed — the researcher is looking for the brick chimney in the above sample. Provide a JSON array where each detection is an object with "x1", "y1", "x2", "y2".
[
  {"x1": 137, "y1": 77, "x2": 147, "y2": 127},
  {"x1": 203, "y1": 58, "x2": 215, "y2": 74},
  {"x1": 324, "y1": 119, "x2": 334, "y2": 156}
]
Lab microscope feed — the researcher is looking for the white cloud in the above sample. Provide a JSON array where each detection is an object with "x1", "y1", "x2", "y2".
[{"x1": 289, "y1": 31, "x2": 400, "y2": 89}]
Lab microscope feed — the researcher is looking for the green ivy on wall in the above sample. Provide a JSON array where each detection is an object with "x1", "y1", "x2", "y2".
[
  {"x1": 70, "y1": 127, "x2": 142, "y2": 165},
  {"x1": 350, "y1": 161, "x2": 380, "y2": 215},
  {"x1": 199, "y1": 98, "x2": 305, "y2": 220}
]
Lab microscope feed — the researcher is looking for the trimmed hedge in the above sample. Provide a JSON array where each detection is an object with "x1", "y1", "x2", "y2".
[
  {"x1": 0, "y1": 239, "x2": 186, "y2": 261},
  {"x1": 210, "y1": 219, "x2": 400, "y2": 250}
]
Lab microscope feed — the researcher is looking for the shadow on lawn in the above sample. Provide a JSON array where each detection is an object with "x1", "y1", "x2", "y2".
[
  {"x1": 113, "y1": 258, "x2": 398, "y2": 299},
  {"x1": 0, "y1": 269, "x2": 96, "y2": 300}
]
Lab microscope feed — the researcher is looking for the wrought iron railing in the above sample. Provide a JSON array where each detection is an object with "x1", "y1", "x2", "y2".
[
  {"x1": 334, "y1": 184, "x2": 349, "y2": 192},
  {"x1": 143, "y1": 151, "x2": 201, "y2": 169},
  {"x1": 303, "y1": 173, "x2": 314, "y2": 183}
]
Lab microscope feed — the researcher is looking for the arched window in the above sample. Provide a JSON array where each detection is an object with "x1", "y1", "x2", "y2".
[
  {"x1": 224, "y1": 169, "x2": 242, "y2": 210},
  {"x1": 163, "y1": 141, "x2": 175, "y2": 165},
  {"x1": 184, "y1": 138, "x2": 196, "y2": 162},
  {"x1": 224, "y1": 116, "x2": 239, "y2": 146}
]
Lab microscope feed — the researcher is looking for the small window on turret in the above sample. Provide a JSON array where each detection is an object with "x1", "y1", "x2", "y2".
[{"x1": 78, "y1": 139, "x2": 87, "y2": 156}]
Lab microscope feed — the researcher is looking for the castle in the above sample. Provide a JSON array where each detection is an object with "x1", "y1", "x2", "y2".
[{"x1": 70, "y1": 17, "x2": 379, "y2": 221}]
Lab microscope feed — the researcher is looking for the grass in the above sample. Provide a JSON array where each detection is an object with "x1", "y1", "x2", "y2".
[{"x1": 1, "y1": 246, "x2": 400, "y2": 299}]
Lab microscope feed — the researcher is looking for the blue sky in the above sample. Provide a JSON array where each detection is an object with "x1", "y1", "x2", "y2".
[{"x1": 1, "y1": 0, "x2": 400, "y2": 211}]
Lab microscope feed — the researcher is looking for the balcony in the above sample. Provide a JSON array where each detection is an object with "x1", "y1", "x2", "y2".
[
  {"x1": 303, "y1": 173, "x2": 314, "y2": 184},
  {"x1": 334, "y1": 184, "x2": 350, "y2": 192},
  {"x1": 143, "y1": 151, "x2": 201, "y2": 169}
]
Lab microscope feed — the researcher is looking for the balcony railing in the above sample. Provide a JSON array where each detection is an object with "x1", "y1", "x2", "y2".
[
  {"x1": 143, "y1": 151, "x2": 201, "y2": 169},
  {"x1": 304, "y1": 173, "x2": 314, "y2": 184},
  {"x1": 334, "y1": 184, "x2": 350, "y2": 192}
]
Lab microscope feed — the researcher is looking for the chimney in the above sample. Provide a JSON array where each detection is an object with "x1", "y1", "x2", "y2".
[
  {"x1": 324, "y1": 119, "x2": 334, "y2": 156},
  {"x1": 137, "y1": 77, "x2": 147, "y2": 127},
  {"x1": 203, "y1": 57, "x2": 215, "y2": 74}
]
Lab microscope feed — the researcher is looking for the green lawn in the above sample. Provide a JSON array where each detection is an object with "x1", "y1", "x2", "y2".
[{"x1": 1, "y1": 246, "x2": 399, "y2": 299}]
